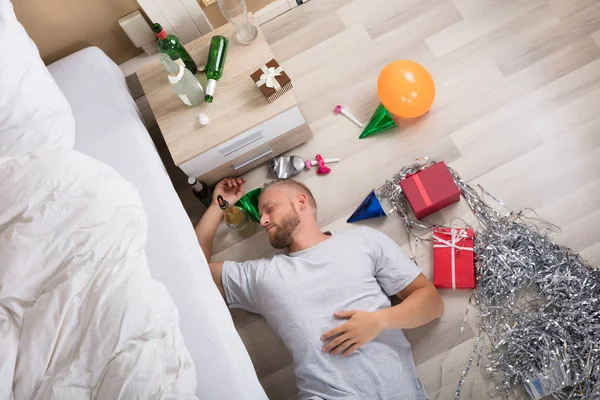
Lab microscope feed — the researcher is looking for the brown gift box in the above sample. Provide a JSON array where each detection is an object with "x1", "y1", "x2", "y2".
[{"x1": 250, "y1": 59, "x2": 293, "y2": 103}]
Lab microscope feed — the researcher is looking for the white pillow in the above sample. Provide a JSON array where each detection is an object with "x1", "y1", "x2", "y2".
[{"x1": 0, "y1": 0, "x2": 75, "y2": 157}]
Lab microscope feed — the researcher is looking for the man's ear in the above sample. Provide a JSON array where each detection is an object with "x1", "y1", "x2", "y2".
[{"x1": 297, "y1": 193, "x2": 308, "y2": 211}]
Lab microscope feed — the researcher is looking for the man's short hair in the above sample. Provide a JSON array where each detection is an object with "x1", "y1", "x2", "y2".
[{"x1": 262, "y1": 179, "x2": 317, "y2": 213}]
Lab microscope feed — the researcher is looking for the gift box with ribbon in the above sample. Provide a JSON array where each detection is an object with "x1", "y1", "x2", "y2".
[
  {"x1": 399, "y1": 161, "x2": 460, "y2": 219},
  {"x1": 250, "y1": 59, "x2": 293, "y2": 103},
  {"x1": 432, "y1": 227, "x2": 475, "y2": 289}
]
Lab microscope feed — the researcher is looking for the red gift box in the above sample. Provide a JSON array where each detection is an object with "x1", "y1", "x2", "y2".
[
  {"x1": 400, "y1": 161, "x2": 460, "y2": 219},
  {"x1": 432, "y1": 227, "x2": 475, "y2": 289}
]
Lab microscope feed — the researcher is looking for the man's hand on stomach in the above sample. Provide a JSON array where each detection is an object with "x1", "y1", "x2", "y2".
[{"x1": 320, "y1": 310, "x2": 386, "y2": 356}]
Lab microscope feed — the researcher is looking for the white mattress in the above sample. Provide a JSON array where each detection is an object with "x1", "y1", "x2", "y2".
[{"x1": 47, "y1": 47, "x2": 267, "y2": 400}]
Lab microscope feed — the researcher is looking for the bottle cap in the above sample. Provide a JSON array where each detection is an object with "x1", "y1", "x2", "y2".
[
  {"x1": 198, "y1": 114, "x2": 210, "y2": 125},
  {"x1": 152, "y1": 23, "x2": 167, "y2": 40},
  {"x1": 188, "y1": 177, "x2": 196, "y2": 185}
]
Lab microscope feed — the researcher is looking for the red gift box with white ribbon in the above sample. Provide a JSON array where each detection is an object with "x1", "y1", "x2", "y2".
[{"x1": 432, "y1": 227, "x2": 475, "y2": 289}]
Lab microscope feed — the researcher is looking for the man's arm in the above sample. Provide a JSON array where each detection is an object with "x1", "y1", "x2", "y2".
[
  {"x1": 377, "y1": 273, "x2": 444, "y2": 329},
  {"x1": 194, "y1": 177, "x2": 245, "y2": 300},
  {"x1": 321, "y1": 274, "x2": 444, "y2": 356},
  {"x1": 208, "y1": 261, "x2": 225, "y2": 299},
  {"x1": 195, "y1": 177, "x2": 245, "y2": 260},
  {"x1": 195, "y1": 204, "x2": 224, "y2": 261},
  {"x1": 195, "y1": 205, "x2": 226, "y2": 300}
]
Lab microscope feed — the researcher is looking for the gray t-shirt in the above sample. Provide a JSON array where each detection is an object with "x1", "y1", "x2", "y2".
[{"x1": 222, "y1": 227, "x2": 427, "y2": 400}]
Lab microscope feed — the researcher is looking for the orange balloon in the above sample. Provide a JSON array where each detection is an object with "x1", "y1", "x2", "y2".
[{"x1": 377, "y1": 60, "x2": 435, "y2": 119}]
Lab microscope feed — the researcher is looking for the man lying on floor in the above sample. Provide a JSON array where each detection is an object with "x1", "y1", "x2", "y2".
[{"x1": 195, "y1": 177, "x2": 444, "y2": 400}]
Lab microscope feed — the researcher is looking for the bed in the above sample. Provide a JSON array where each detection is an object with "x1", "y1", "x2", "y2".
[
  {"x1": 0, "y1": 0, "x2": 266, "y2": 396},
  {"x1": 46, "y1": 47, "x2": 267, "y2": 399}
]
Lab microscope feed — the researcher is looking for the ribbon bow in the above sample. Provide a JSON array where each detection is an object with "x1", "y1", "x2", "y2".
[
  {"x1": 257, "y1": 65, "x2": 283, "y2": 90},
  {"x1": 433, "y1": 228, "x2": 473, "y2": 289}
]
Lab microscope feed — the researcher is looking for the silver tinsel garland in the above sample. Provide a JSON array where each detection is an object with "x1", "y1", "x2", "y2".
[{"x1": 377, "y1": 158, "x2": 600, "y2": 399}]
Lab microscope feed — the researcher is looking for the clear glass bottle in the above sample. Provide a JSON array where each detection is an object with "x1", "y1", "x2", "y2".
[
  {"x1": 160, "y1": 54, "x2": 204, "y2": 106},
  {"x1": 217, "y1": 195, "x2": 248, "y2": 230}
]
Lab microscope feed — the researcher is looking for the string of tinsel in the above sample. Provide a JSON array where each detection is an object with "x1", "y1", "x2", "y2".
[{"x1": 377, "y1": 158, "x2": 600, "y2": 399}]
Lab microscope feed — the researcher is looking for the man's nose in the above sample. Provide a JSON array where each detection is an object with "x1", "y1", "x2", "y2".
[{"x1": 260, "y1": 214, "x2": 269, "y2": 227}]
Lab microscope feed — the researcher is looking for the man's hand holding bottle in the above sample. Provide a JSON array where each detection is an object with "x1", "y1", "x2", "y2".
[{"x1": 212, "y1": 177, "x2": 246, "y2": 208}]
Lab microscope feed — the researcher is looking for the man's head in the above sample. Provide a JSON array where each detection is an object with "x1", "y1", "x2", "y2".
[{"x1": 258, "y1": 179, "x2": 318, "y2": 249}]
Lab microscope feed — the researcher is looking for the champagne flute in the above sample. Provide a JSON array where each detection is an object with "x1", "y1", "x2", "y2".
[{"x1": 217, "y1": 0, "x2": 258, "y2": 45}]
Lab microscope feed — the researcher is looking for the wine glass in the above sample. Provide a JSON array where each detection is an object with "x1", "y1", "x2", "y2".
[{"x1": 217, "y1": 0, "x2": 258, "y2": 45}]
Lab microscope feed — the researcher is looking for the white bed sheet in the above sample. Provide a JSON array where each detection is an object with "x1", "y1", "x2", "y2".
[{"x1": 47, "y1": 47, "x2": 267, "y2": 400}]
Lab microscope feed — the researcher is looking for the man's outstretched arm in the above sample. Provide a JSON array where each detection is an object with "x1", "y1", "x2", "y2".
[
  {"x1": 321, "y1": 274, "x2": 444, "y2": 356},
  {"x1": 195, "y1": 204, "x2": 224, "y2": 261},
  {"x1": 194, "y1": 177, "x2": 245, "y2": 299},
  {"x1": 194, "y1": 177, "x2": 245, "y2": 259}
]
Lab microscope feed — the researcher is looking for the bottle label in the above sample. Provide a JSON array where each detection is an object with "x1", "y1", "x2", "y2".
[
  {"x1": 206, "y1": 79, "x2": 217, "y2": 96},
  {"x1": 178, "y1": 94, "x2": 192, "y2": 106},
  {"x1": 168, "y1": 65, "x2": 185, "y2": 84},
  {"x1": 174, "y1": 58, "x2": 186, "y2": 69}
]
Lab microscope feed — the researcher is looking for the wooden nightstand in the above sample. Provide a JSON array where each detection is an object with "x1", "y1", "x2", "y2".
[{"x1": 137, "y1": 18, "x2": 312, "y2": 184}]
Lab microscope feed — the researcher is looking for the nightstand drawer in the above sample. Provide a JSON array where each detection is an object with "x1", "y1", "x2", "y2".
[
  {"x1": 179, "y1": 106, "x2": 305, "y2": 178},
  {"x1": 196, "y1": 123, "x2": 312, "y2": 184}
]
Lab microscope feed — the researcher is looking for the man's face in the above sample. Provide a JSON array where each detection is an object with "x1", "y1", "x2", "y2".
[{"x1": 258, "y1": 187, "x2": 301, "y2": 249}]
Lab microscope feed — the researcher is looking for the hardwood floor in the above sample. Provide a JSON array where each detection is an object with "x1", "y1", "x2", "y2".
[{"x1": 201, "y1": 0, "x2": 600, "y2": 398}]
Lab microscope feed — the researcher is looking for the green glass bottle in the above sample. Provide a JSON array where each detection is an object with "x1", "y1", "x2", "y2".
[
  {"x1": 152, "y1": 23, "x2": 197, "y2": 74},
  {"x1": 204, "y1": 35, "x2": 229, "y2": 103}
]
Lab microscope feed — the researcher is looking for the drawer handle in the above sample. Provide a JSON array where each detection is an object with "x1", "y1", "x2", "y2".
[
  {"x1": 220, "y1": 131, "x2": 263, "y2": 156},
  {"x1": 233, "y1": 149, "x2": 273, "y2": 170}
]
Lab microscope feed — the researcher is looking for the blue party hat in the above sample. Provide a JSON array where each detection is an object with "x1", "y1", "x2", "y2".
[{"x1": 347, "y1": 190, "x2": 387, "y2": 223}]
